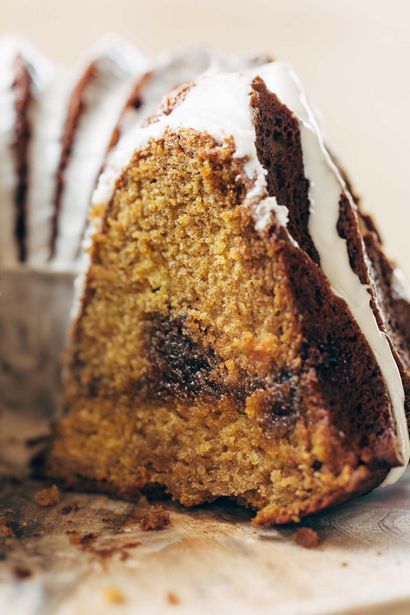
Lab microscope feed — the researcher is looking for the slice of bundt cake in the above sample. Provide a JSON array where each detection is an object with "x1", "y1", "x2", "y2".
[{"x1": 46, "y1": 61, "x2": 410, "y2": 524}]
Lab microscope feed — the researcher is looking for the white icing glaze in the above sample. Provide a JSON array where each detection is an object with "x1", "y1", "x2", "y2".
[
  {"x1": 91, "y1": 61, "x2": 409, "y2": 484},
  {"x1": 254, "y1": 197, "x2": 288, "y2": 231},
  {"x1": 113, "y1": 47, "x2": 218, "y2": 151},
  {"x1": 51, "y1": 35, "x2": 148, "y2": 269},
  {"x1": 111, "y1": 47, "x2": 270, "y2": 161}
]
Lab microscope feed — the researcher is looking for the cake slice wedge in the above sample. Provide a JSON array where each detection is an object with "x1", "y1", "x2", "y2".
[{"x1": 46, "y1": 62, "x2": 410, "y2": 524}]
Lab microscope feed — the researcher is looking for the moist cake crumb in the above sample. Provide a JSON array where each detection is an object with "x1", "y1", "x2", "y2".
[
  {"x1": 0, "y1": 517, "x2": 14, "y2": 538},
  {"x1": 13, "y1": 566, "x2": 32, "y2": 580},
  {"x1": 104, "y1": 587, "x2": 126, "y2": 605},
  {"x1": 34, "y1": 484, "x2": 60, "y2": 506},
  {"x1": 293, "y1": 527, "x2": 320, "y2": 549},
  {"x1": 140, "y1": 506, "x2": 171, "y2": 531},
  {"x1": 66, "y1": 530, "x2": 82, "y2": 545},
  {"x1": 166, "y1": 591, "x2": 181, "y2": 605}
]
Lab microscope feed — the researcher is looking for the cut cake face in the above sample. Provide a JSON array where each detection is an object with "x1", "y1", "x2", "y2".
[{"x1": 45, "y1": 62, "x2": 410, "y2": 524}]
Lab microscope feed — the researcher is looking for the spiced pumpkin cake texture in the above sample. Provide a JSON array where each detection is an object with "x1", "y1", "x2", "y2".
[{"x1": 38, "y1": 59, "x2": 410, "y2": 525}]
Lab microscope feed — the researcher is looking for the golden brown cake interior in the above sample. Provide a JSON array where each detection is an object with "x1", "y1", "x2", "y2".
[{"x1": 47, "y1": 128, "x2": 392, "y2": 524}]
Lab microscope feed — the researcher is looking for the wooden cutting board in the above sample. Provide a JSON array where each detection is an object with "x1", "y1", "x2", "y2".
[{"x1": 0, "y1": 408, "x2": 410, "y2": 615}]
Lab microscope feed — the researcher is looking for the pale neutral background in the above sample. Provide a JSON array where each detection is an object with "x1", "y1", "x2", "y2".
[{"x1": 2, "y1": 0, "x2": 410, "y2": 275}]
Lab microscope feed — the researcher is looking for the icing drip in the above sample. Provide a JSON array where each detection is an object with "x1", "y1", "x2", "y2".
[
  {"x1": 254, "y1": 197, "x2": 288, "y2": 231},
  {"x1": 106, "y1": 47, "x2": 269, "y2": 182}
]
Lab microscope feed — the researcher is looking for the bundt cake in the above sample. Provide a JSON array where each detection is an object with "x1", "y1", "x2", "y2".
[
  {"x1": 43, "y1": 61, "x2": 410, "y2": 524},
  {"x1": 0, "y1": 34, "x2": 146, "y2": 269}
]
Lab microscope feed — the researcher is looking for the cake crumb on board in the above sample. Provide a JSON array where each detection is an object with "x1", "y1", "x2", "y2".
[
  {"x1": 34, "y1": 485, "x2": 60, "y2": 507},
  {"x1": 13, "y1": 565, "x2": 32, "y2": 580},
  {"x1": 124, "y1": 504, "x2": 172, "y2": 531},
  {"x1": 166, "y1": 591, "x2": 181, "y2": 605},
  {"x1": 0, "y1": 518, "x2": 14, "y2": 538},
  {"x1": 293, "y1": 527, "x2": 320, "y2": 549},
  {"x1": 104, "y1": 587, "x2": 126, "y2": 605},
  {"x1": 140, "y1": 505, "x2": 171, "y2": 531}
]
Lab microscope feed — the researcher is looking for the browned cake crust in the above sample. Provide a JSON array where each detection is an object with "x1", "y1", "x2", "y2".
[{"x1": 45, "y1": 75, "x2": 410, "y2": 525}]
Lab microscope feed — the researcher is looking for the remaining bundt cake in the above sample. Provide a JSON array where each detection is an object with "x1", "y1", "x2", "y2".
[
  {"x1": 0, "y1": 34, "x2": 147, "y2": 269},
  {"x1": 45, "y1": 61, "x2": 410, "y2": 524}
]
